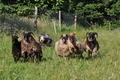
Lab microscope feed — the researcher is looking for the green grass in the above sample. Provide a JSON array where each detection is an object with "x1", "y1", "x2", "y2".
[{"x1": 0, "y1": 17, "x2": 120, "y2": 80}]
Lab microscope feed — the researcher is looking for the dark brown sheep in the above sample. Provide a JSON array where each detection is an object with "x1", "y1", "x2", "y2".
[
  {"x1": 82, "y1": 32, "x2": 99, "y2": 57},
  {"x1": 12, "y1": 36, "x2": 21, "y2": 63},
  {"x1": 21, "y1": 31, "x2": 42, "y2": 62}
]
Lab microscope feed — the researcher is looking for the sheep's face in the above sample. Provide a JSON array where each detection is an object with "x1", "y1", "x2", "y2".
[
  {"x1": 23, "y1": 31, "x2": 33, "y2": 43},
  {"x1": 60, "y1": 34, "x2": 68, "y2": 43},
  {"x1": 39, "y1": 35, "x2": 45, "y2": 43},
  {"x1": 39, "y1": 34, "x2": 48, "y2": 43},
  {"x1": 86, "y1": 32, "x2": 98, "y2": 42},
  {"x1": 68, "y1": 33, "x2": 76, "y2": 43},
  {"x1": 12, "y1": 36, "x2": 19, "y2": 44}
]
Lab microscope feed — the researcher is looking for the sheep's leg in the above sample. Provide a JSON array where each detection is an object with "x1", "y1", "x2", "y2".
[
  {"x1": 92, "y1": 47, "x2": 98, "y2": 57},
  {"x1": 88, "y1": 50, "x2": 92, "y2": 58},
  {"x1": 85, "y1": 45, "x2": 92, "y2": 58},
  {"x1": 13, "y1": 55, "x2": 20, "y2": 63},
  {"x1": 22, "y1": 57, "x2": 26, "y2": 62},
  {"x1": 77, "y1": 49, "x2": 84, "y2": 59},
  {"x1": 79, "y1": 53, "x2": 84, "y2": 59},
  {"x1": 39, "y1": 53, "x2": 43, "y2": 61},
  {"x1": 39, "y1": 55, "x2": 42, "y2": 61},
  {"x1": 36, "y1": 53, "x2": 42, "y2": 61},
  {"x1": 29, "y1": 53, "x2": 35, "y2": 62},
  {"x1": 85, "y1": 48, "x2": 92, "y2": 58},
  {"x1": 22, "y1": 52, "x2": 28, "y2": 62},
  {"x1": 32, "y1": 55, "x2": 35, "y2": 62},
  {"x1": 16, "y1": 58, "x2": 20, "y2": 63},
  {"x1": 14, "y1": 58, "x2": 17, "y2": 63}
]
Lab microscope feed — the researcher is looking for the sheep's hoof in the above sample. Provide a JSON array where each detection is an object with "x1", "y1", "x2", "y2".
[{"x1": 22, "y1": 58, "x2": 26, "y2": 63}]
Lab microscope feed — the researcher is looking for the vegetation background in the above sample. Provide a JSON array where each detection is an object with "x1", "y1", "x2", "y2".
[
  {"x1": 0, "y1": 0, "x2": 120, "y2": 80},
  {"x1": 0, "y1": 0, "x2": 120, "y2": 29}
]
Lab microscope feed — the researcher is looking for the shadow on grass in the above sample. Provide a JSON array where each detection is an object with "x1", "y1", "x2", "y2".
[
  {"x1": 12, "y1": 57, "x2": 52, "y2": 63},
  {"x1": 41, "y1": 57, "x2": 53, "y2": 62},
  {"x1": 85, "y1": 54, "x2": 105, "y2": 60}
]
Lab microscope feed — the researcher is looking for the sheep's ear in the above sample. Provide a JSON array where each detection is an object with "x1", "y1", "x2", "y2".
[
  {"x1": 38, "y1": 34, "x2": 41, "y2": 37},
  {"x1": 16, "y1": 36, "x2": 19, "y2": 38},
  {"x1": 66, "y1": 34, "x2": 68, "y2": 38},
  {"x1": 73, "y1": 33, "x2": 76, "y2": 36},
  {"x1": 21, "y1": 31, "x2": 25, "y2": 35},
  {"x1": 86, "y1": 32, "x2": 90, "y2": 36},
  {"x1": 28, "y1": 31, "x2": 34, "y2": 35},
  {"x1": 94, "y1": 32, "x2": 98, "y2": 37},
  {"x1": 59, "y1": 34, "x2": 63, "y2": 39},
  {"x1": 12, "y1": 35, "x2": 19, "y2": 39}
]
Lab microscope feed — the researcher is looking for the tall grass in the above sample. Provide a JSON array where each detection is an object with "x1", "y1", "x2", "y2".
[
  {"x1": 0, "y1": 29, "x2": 120, "y2": 80},
  {"x1": 0, "y1": 16, "x2": 120, "y2": 80}
]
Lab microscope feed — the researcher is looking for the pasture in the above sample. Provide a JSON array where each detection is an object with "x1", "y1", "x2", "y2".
[{"x1": 0, "y1": 26, "x2": 120, "y2": 80}]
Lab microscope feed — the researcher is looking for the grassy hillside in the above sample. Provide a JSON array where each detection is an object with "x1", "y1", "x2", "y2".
[{"x1": 0, "y1": 26, "x2": 120, "y2": 80}]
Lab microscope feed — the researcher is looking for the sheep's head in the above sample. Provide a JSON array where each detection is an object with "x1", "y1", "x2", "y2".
[
  {"x1": 86, "y1": 32, "x2": 98, "y2": 42},
  {"x1": 39, "y1": 33, "x2": 52, "y2": 43},
  {"x1": 22, "y1": 31, "x2": 34, "y2": 43},
  {"x1": 67, "y1": 33, "x2": 76, "y2": 43},
  {"x1": 12, "y1": 36, "x2": 19, "y2": 44},
  {"x1": 60, "y1": 34, "x2": 68, "y2": 43},
  {"x1": 39, "y1": 33, "x2": 46, "y2": 43}
]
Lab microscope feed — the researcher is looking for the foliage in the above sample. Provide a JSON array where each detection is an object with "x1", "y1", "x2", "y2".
[
  {"x1": 0, "y1": 0, "x2": 120, "y2": 29},
  {"x1": 0, "y1": 0, "x2": 120, "y2": 17},
  {"x1": 104, "y1": 0, "x2": 120, "y2": 17}
]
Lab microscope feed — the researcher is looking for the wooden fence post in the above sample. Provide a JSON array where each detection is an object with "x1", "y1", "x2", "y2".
[
  {"x1": 34, "y1": 7, "x2": 38, "y2": 31},
  {"x1": 53, "y1": 21, "x2": 57, "y2": 34},
  {"x1": 109, "y1": 22, "x2": 111, "y2": 30},
  {"x1": 59, "y1": 10, "x2": 61, "y2": 31},
  {"x1": 74, "y1": 13, "x2": 77, "y2": 29}
]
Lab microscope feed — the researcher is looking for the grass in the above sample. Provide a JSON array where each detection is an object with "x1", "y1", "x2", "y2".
[
  {"x1": 0, "y1": 17, "x2": 120, "y2": 80},
  {"x1": 0, "y1": 29, "x2": 120, "y2": 80}
]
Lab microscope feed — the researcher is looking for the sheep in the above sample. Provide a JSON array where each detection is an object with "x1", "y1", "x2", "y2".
[
  {"x1": 82, "y1": 32, "x2": 99, "y2": 57},
  {"x1": 67, "y1": 33, "x2": 83, "y2": 58},
  {"x1": 12, "y1": 36, "x2": 21, "y2": 63},
  {"x1": 21, "y1": 31, "x2": 42, "y2": 62},
  {"x1": 39, "y1": 33, "x2": 52, "y2": 47},
  {"x1": 55, "y1": 34, "x2": 76, "y2": 57}
]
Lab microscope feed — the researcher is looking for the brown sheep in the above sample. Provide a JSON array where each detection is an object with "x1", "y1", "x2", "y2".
[
  {"x1": 21, "y1": 31, "x2": 42, "y2": 62},
  {"x1": 12, "y1": 36, "x2": 21, "y2": 63},
  {"x1": 82, "y1": 32, "x2": 99, "y2": 57},
  {"x1": 55, "y1": 34, "x2": 76, "y2": 57},
  {"x1": 67, "y1": 33, "x2": 83, "y2": 58}
]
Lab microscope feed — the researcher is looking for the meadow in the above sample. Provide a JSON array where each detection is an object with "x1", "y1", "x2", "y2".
[{"x1": 0, "y1": 18, "x2": 120, "y2": 80}]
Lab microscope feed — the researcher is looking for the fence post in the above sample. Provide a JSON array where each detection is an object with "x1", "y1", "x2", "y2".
[
  {"x1": 109, "y1": 22, "x2": 111, "y2": 30},
  {"x1": 53, "y1": 21, "x2": 57, "y2": 34},
  {"x1": 34, "y1": 7, "x2": 38, "y2": 31},
  {"x1": 59, "y1": 10, "x2": 61, "y2": 31},
  {"x1": 74, "y1": 13, "x2": 77, "y2": 29}
]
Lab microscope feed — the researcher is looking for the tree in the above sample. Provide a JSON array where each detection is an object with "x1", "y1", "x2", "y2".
[{"x1": 104, "y1": 0, "x2": 120, "y2": 17}]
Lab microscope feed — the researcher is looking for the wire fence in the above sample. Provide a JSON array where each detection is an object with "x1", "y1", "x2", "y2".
[
  {"x1": 0, "y1": 9, "x2": 120, "y2": 35},
  {"x1": 38, "y1": 9, "x2": 120, "y2": 29}
]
